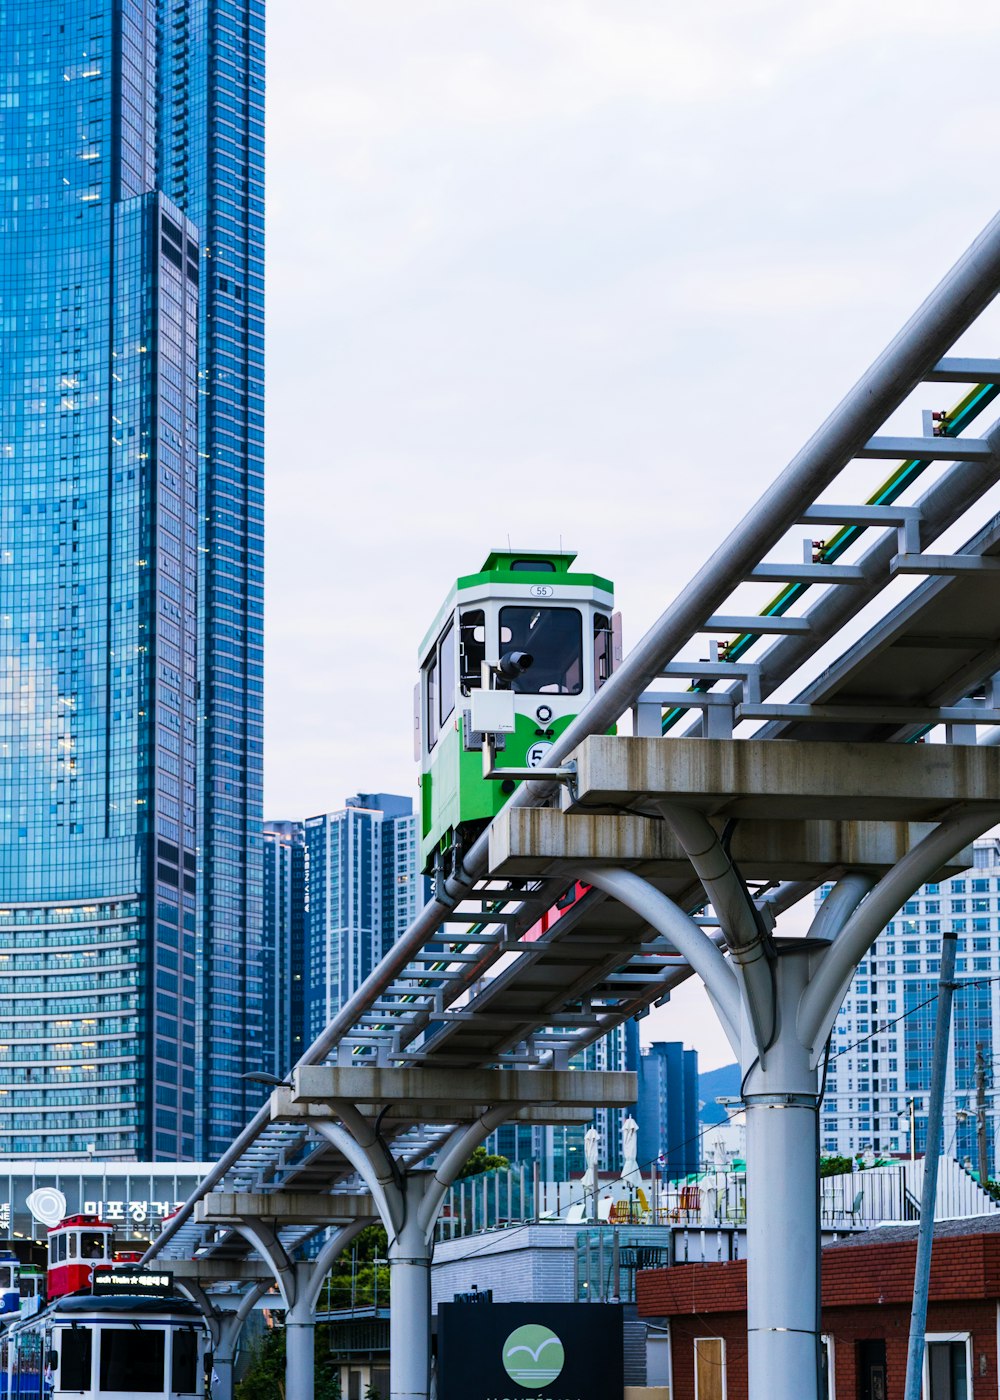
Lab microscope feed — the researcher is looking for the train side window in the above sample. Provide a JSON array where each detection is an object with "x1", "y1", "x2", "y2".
[
  {"x1": 0, "y1": 1267, "x2": 10, "y2": 1289},
  {"x1": 594, "y1": 613, "x2": 613, "y2": 688},
  {"x1": 62, "y1": 1328, "x2": 93, "y2": 1390},
  {"x1": 499, "y1": 607, "x2": 583, "y2": 695},
  {"x1": 172, "y1": 1329, "x2": 199, "y2": 1394},
  {"x1": 67, "y1": 1233, "x2": 77, "y2": 1258},
  {"x1": 438, "y1": 618, "x2": 456, "y2": 727},
  {"x1": 460, "y1": 609, "x2": 486, "y2": 694},
  {"x1": 100, "y1": 1326, "x2": 165, "y2": 1391},
  {"x1": 53, "y1": 1234, "x2": 64, "y2": 1263},
  {"x1": 425, "y1": 656, "x2": 439, "y2": 751}
]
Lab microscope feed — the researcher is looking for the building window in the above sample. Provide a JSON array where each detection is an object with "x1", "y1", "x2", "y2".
[
  {"x1": 694, "y1": 1337, "x2": 726, "y2": 1400},
  {"x1": 924, "y1": 1334, "x2": 971, "y2": 1400}
]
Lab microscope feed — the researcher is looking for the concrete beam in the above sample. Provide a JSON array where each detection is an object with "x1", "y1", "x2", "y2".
[
  {"x1": 194, "y1": 1191, "x2": 379, "y2": 1227},
  {"x1": 268, "y1": 1089, "x2": 598, "y2": 1128},
  {"x1": 170, "y1": 1258, "x2": 277, "y2": 1284},
  {"x1": 490, "y1": 807, "x2": 972, "y2": 879},
  {"x1": 289, "y1": 1066, "x2": 636, "y2": 1111},
  {"x1": 562, "y1": 735, "x2": 1000, "y2": 823}
]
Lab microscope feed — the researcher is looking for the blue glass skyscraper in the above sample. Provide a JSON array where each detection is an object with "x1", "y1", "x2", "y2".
[{"x1": 0, "y1": 0, "x2": 264, "y2": 1159}]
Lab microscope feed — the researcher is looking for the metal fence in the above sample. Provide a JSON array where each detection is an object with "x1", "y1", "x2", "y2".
[{"x1": 434, "y1": 1160, "x2": 989, "y2": 1241}]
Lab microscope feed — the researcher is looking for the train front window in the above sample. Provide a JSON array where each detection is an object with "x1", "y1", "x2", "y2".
[
  {"x1": 100, "y1": 1327, "x2": 165, "y2": 1391},
  {"x1": 172, "y1": 1330, "x2": 199, "y2": 1394},
  {"x1": 62, "y1": 1328, "x2": 93, "y2": 1390},
  {"x1": 80, "y1": 1232, "x2": 104, "y2": 1259},
  {"x1": 499, "y1": 607, "x2": 583, "y2": 695},
  {"x1": 0, "y1": 1267, "x2": 10, "y2": 1289}
]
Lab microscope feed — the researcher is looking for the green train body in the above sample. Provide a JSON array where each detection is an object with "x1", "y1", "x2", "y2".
[{"x1": 416, "y1": 550, "x2": 617, "y2": 875}]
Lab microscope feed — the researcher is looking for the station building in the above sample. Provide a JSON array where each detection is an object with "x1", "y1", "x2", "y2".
[{"x1": 0, "y1": 1160, "x2": 212, "y2": 1246}]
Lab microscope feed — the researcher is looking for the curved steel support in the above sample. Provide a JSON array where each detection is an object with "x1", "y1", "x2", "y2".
[
  {"x1": 417, "y1": 1104, "x2": 513, "y2": 1238},
  {"x1": 573, "y1": 865, "x2": 741, "y2": 1049},
  {"x1": 807, "y1": 872, "x2": 875, "y2": 941},
  {"x1": 799, "y1": 809, "x2": 1000, "y2": 1050},
  {"x1": 232, "y1": 1218, "x2": 297, "y2": 1310},
  {"x1": 302, "y1": 1221, "x2": 369, "y2": 1315},
  {"x1": 658, "y1": 805, "x2": 776, "y2": 1058},
  {"x1": 312, "y1": 1119, "x2": 396, "y2": 1232}
]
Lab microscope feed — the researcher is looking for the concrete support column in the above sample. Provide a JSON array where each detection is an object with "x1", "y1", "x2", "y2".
[
  {"x1": 743, "y1": 941, "x2": 822, "y2": 1400},
  {"x1": 210, "y1": 1345, "x2": 236, "y2": 1400},
  {"x1": 388, "y1": 1226, "x2": 433, "y2": 1400},
  {"x1": 284, "y1": 1283, "x2": 316, "y2": 1400}
]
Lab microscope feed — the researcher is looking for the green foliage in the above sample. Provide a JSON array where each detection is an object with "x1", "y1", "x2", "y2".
[
  {"x1": 234, "y1": 1328, "x2": 285, "y2": 1400},
  {"x1": 234, "y1": 1326, "x2": 341, "y2": 1400},
  {"x1": 457, "y1": 1146, "x2": 510, "y2": 1179},
  {"x1": 819, "y1": 1155, "x2": 855, "y2": 1177},
  {"x1": 322, "y1": 1222, "x2": 390, "y2": 1312}
]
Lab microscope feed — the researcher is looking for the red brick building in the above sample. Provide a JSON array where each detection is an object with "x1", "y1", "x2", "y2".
[{"x1": 637, "y1": 1215, "x2": 1000, "y2": 1400}]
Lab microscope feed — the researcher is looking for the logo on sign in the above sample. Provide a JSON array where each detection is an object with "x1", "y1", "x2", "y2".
[
  {"x1": 502, "y1": 1324, "x2": 565, "y2": 1385},
  {"x1": 525, "y1": 741, "x2": 552, "y2": 769},
  {"x1": 529, "y1": 584, "x2": 555, "y2": 598},
  {"x1": 26, "y1": 1188, "x2": 67, "y2": 1227}
]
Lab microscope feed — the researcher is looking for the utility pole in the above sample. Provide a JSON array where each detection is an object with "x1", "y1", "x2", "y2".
[
  {"x1": 976, "y1": 1043, "x2": 990, "y2": 1187},
  {"x1": 903, "y1": 932, "x2": 958, "y2": 1400}
]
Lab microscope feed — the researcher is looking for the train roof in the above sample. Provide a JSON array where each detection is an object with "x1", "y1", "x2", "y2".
[
  {"x1": 419, "y1": 549, "x2": 614, "y2": 657},
  {"x1": 50, "y1": 1293, "x2": 202, "y2": 1317}
]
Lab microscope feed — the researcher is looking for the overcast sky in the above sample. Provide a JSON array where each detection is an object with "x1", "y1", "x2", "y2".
[{"x1": 263, "y1": 2, "x2": 1000, "y2": 1069}]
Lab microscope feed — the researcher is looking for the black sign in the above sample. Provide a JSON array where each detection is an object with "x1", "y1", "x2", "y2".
[
  {"x1": 438, "y1": 1302, "x2": 623, "y2": 1400},
  {"x1": 92, "y1": 1267, "x2": 174, "y2": 1297}
]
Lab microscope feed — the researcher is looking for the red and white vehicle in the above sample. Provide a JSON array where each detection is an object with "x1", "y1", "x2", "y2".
[{"x1": 45, "y1": 1217, "x2": 113, "y2": 1301}]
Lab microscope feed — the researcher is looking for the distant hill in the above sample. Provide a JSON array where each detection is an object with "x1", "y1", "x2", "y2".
[{"x1": 699, "y1": 1062, "x2": 740, "y2": 1123}]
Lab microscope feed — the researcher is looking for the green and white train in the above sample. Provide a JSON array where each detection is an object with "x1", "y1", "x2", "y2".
[{"x1": 416, "y1": 549, "x2": 618, "y2": 876}]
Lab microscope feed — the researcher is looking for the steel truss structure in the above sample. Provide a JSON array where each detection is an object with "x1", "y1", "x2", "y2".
[{"x1": 146, "y1": 211, "x2": 1000, "y2": 1400}]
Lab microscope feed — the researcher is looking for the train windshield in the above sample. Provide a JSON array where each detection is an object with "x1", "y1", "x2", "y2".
[
  {"x1": 101, "y1": 1327, "x2": 165, "y2": 1391},
  {"x1": 80, "y1": 1232, "x2": 105, "y2": 1259},
  {"x1": 499, "y1": 607, "x2": 583, "y2": 695}
]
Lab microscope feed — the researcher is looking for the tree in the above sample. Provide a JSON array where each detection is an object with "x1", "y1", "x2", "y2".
[
  {"x1": 235, "y1": 1326, "x2": 341, "y2": 1400},
  {"x1": 457, "y1": 1146, "x2": 510, "y2": 1179}
]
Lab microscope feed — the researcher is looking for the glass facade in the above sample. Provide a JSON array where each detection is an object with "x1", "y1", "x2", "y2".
[
  {"x1": 820, "y1": 838, "x2": 1000, "y2": 1171},
  {"x1": 302, "y1": 795, "x2": 419, "y2": 1044},
  {"x1": 159, "y1": 0, "x2": 266, "y2": 1157},
  {"x1": 262, "y1": 820, "x2": 306, "y2": 1078},
  {"x1": 0, "y1": 0, "x2": 264, "y2": 1159}
]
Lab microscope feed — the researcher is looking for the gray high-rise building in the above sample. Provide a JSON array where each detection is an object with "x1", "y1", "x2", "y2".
[
  {"x1": 821, "y1": 838, "x2": 1000, "y2": 1172},
  {"x1": 302, "y1": 795, "x2": 420, "y2": 1043}
]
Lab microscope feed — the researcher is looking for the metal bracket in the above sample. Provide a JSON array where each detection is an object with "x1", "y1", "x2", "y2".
[{"x1": 481, "y1": 734, "x2": 576, "y2": 786}]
